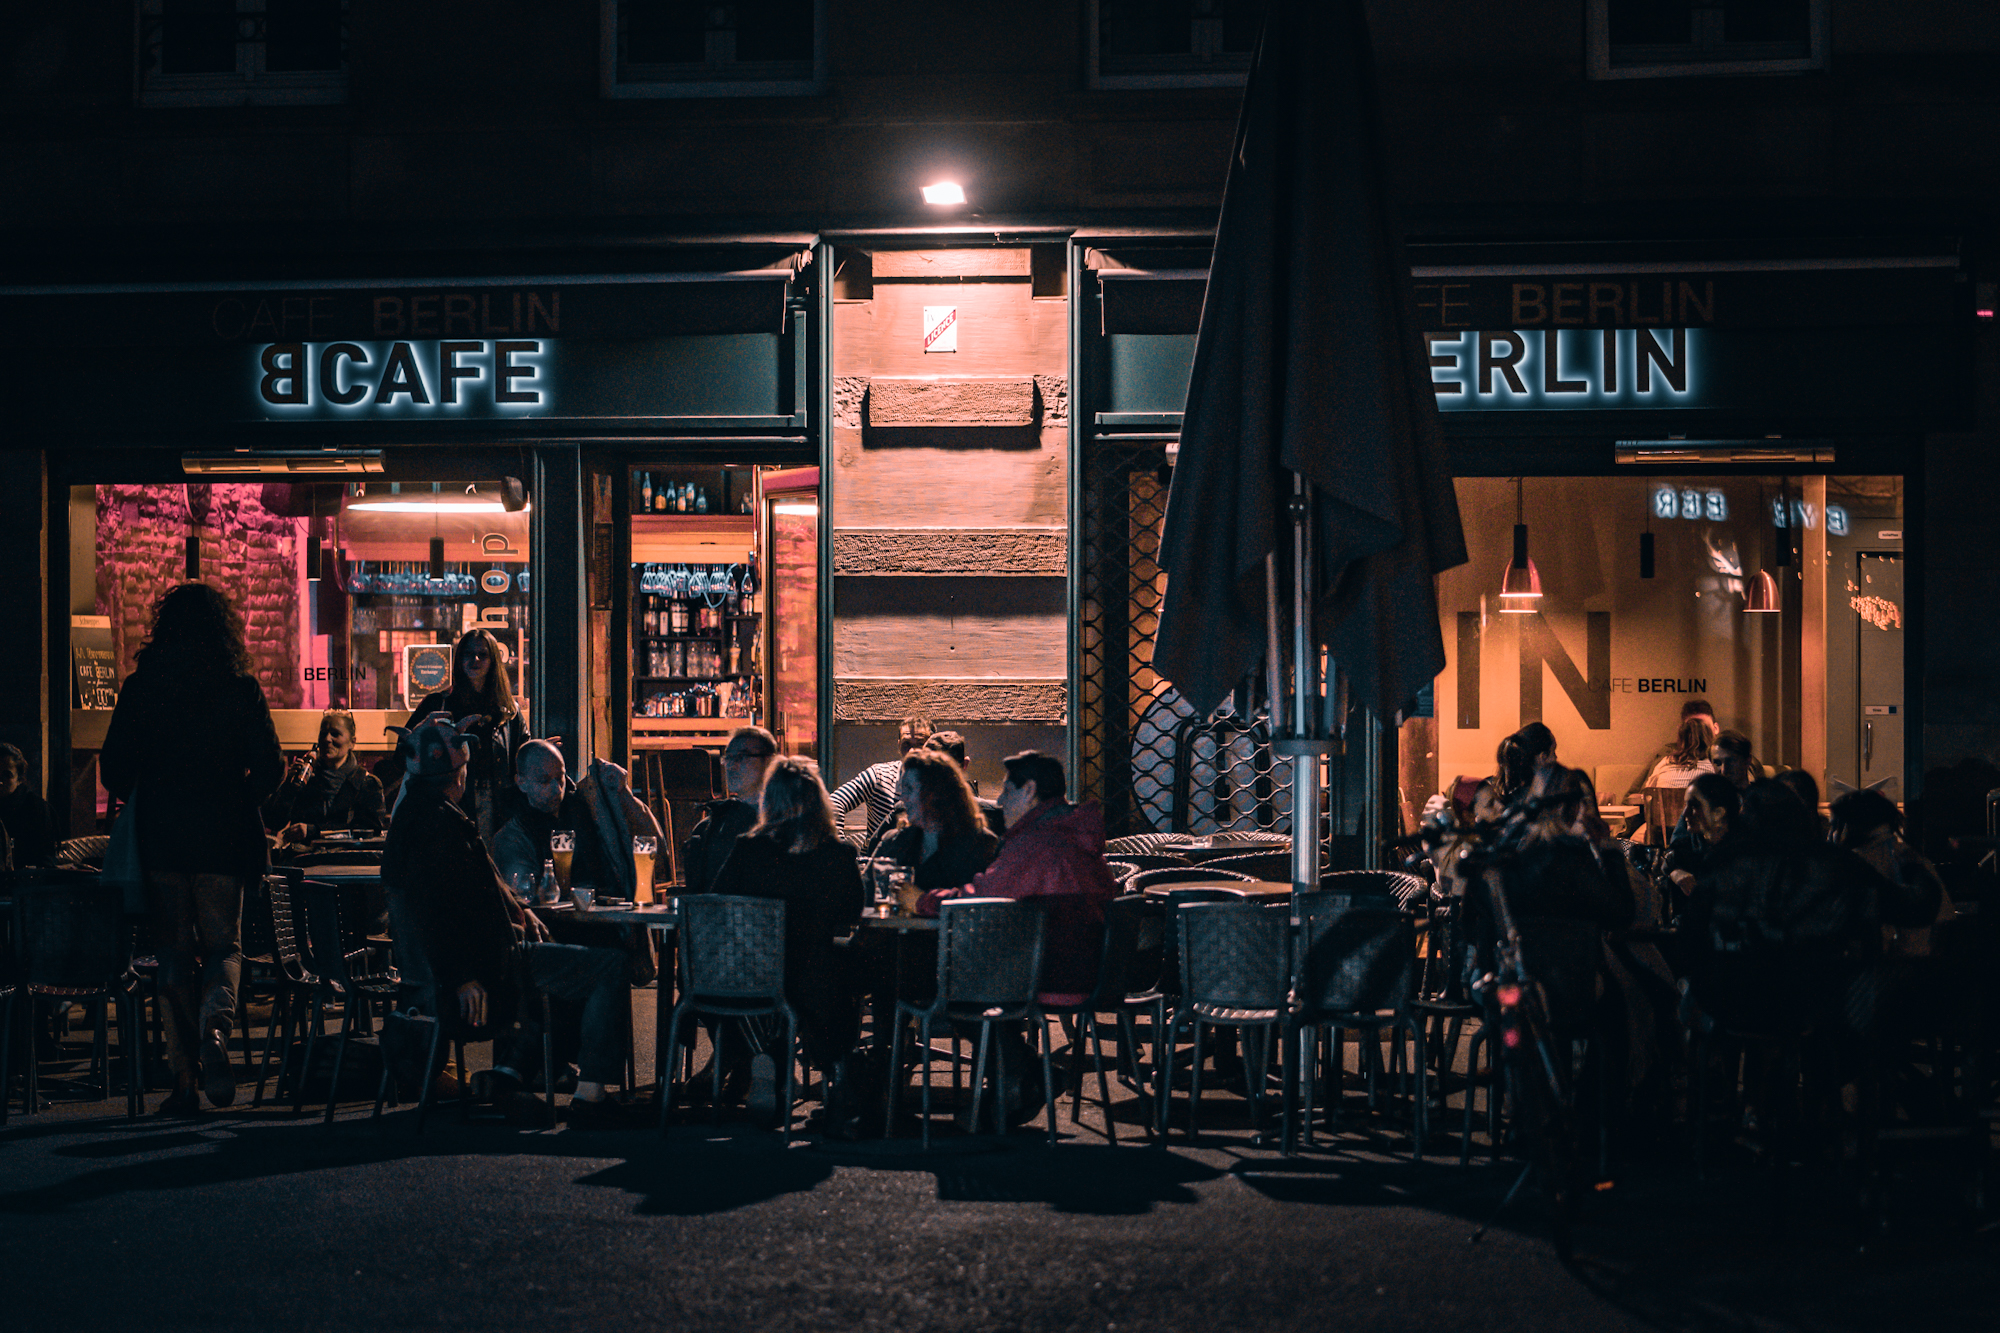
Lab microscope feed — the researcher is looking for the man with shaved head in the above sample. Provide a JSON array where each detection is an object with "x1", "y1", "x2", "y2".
[{"x1": 494, "y1": 740, "x2": 608, "y2": 890}]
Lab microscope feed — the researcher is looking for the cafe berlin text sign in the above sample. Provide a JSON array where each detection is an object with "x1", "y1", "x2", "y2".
[
  {"x1": 254, "y1": 340, "x2": 551, "y2": 416},
  {"x1": 1426, "y1": 327, "x2": 1698, "y2": 410}
]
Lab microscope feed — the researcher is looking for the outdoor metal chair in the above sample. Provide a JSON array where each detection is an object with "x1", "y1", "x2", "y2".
[
  {"x1": 887, "y1": 897, "x2": 1055, "y2": 1149},
  {"x1": 294, "y1": 878, "x2": 400, "y2": 1124},
  {"x1": 1138, "y1": 886, "x2": 1243, "y2": 1133},
  {"x1": 1, "y1": 871, "x2": 140, "y2": 1121},
  {"x1": 658, "y1": 894, "x2": 798, "y2": 1137},
  {"x1": 1042, "y1": 893, "x2": 1156, "y2": 1143},
  {"x1": 1164, "y1": 900, "x2": 1290, "y2": 1143},
  {"x1": 1283, "y1": 892, "x2": 1426, "y2": 1158}
]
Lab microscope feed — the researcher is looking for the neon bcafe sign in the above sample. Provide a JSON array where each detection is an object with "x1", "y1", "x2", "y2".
[
  {"x1": 254, "y1": 340, "x2": 551, "y2": 416},
  {"x1": 1427, "y1": 328, "x2": 1699, "y2": 410}
]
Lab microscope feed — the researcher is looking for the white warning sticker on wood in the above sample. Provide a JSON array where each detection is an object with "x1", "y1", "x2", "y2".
[{"x1": 922, "y1": 305, "x2": 958, "y2": 353}]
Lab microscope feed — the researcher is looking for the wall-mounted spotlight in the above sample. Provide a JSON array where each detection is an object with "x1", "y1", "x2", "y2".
[{"x1": 921, "y1": 181, "x2": 966, "y2": 206}]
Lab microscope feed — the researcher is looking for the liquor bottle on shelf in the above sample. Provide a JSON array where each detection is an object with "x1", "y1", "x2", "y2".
[
  {"x1": 683, "y1": 482, "x2": 695, "y2": 512},
  {"x1": 653, "y1": 478, "x2": 667, "y2": 513},
  {"x1": 641, "y1": 473, "x2": 652, "y2": 512},
  {"x1": 696, "y1": 486, "x2": 708, "y2": 514}
]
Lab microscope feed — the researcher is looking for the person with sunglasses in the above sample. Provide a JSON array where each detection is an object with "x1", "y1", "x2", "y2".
[{"x1": 378, "y1": 628, "x2": 529, "y2": 848}]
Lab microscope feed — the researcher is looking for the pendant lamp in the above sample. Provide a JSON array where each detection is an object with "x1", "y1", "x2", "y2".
[
  {"x1": 1744, "y1": 567, "x2": 1781, "y2": 613},
  {"x1": 1744, "y1": 480, "x2": 1785, "y2": 613},
  {"x1": 1498, "y1": 476, "x2": 1542, "y2": 613}
]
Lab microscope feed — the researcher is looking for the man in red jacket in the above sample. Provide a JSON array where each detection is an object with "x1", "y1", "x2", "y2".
[{"x1": 916, "y1": 751, "x2": 1117, "y2": 1126}]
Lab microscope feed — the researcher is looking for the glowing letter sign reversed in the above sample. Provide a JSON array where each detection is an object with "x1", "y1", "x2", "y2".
[
  {"x1": 1426, "y1": 328, "x2": 1698, "y2": 410},
  {"x1": 256, "y1": 340, "x2": 550, "y2": 415}
]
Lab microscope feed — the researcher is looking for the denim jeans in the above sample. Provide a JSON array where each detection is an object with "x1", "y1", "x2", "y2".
[
  {"x1": 146, "y1": 871, "x2": 244, "y2": 1081},
  {"x1": 506, "y1": 942, "x2": 629, "y2": 1086}
]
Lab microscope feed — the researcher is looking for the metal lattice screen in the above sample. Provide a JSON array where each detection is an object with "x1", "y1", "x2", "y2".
[{"x1": 1079, "y1": 439, "x2": 1293, "y2": 839}]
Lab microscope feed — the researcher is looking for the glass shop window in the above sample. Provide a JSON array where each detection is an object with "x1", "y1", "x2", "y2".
[{"x1": 77, "y1": 480, "x2": 531, "y2": 773}]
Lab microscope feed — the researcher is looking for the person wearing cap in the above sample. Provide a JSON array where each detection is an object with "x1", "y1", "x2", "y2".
[
  {"x1": 829, "y1": 715, "x2": 932, "y2": 844},
  {"x1": 915, "y1": 751, "x2": 1118, "y2": 1126},
  {"x1": 382, "y1": 719, "x2": 637, "y2": 1128}
]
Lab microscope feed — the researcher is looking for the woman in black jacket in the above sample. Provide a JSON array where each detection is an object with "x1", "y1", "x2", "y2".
[
  {"x1": 875, "y1": 749, "x2": 1000, "y2": 893},
  {"x1": 710, "y1": 757, "x2": 866, "y2": 1070},
  {"x1": 380, "y1": 628, "x2": 528, "y2": 847},
  {"x1": 102, "y1": 583, "x2": 284, "y2": 1115}
]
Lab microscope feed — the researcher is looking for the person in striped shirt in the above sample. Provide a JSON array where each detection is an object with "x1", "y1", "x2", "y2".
[{"x1": 829, "y1": 715, "x2": 931, "y2": 844}]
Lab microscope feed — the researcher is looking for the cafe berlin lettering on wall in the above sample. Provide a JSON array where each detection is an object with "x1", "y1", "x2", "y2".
[
  {"x1": 1417, "y1": 276, "x2": 1711, "y2": 411},
  {"x1": 255, "y1": 339, "x2": 550, "y2": 415}
]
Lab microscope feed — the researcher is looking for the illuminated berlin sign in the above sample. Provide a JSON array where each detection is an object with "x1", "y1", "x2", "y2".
[
  {"x1": 254, "y1": 340, "x2": 550, "y2": 415},
  {"x1": 1426, "y1": 327, "x2": 1698, "y2": 410}
]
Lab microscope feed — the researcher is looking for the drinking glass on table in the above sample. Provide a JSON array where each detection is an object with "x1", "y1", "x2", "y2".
[
  {"x1": 632, "y1": 834, "x2": 658, "y2": 903},
  {"x1": 887, "y1": 866, "x2": 917, "y2": 917},
  {"x1": 570, "y1": 886, "x2": 595, "y2": 912},
  {"x1": 550, "y1": 830, "x2": 576, "y2": 892}
]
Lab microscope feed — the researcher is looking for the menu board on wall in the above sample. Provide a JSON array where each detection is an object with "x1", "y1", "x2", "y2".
[{"x1": 71, "y1": 615, "x2": 120, "y2": 709}]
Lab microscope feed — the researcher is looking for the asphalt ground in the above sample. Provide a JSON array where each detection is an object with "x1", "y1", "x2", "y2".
[{"x1": 2, "y1": 991, "x2": 1995, "y2": 1332}]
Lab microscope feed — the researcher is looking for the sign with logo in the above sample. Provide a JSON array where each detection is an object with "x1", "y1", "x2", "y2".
[
  {"x1": 1410, "y1": 264, "x2": 1968, "y2": 433},
  {"x1": 923, "y1": 306, "x2": 958, "y2": 353},
  {"x1": 404, "y1": 643, "x2": 453, "y2": 711}
]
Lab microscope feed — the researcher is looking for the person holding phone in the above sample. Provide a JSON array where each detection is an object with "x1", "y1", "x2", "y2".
[{"x1": 263, "y1": 708, "x2": 384, "y2": 846}]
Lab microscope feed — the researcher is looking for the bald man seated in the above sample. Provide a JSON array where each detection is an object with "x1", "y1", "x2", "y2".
[{"x1": 493, "y1": 740, "x2": 662, "y2": 903}]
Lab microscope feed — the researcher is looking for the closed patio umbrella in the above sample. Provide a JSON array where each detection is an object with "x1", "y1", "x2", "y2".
[{"x1": 1154, "y1": 0, "x2": 1467, "y2": 897}]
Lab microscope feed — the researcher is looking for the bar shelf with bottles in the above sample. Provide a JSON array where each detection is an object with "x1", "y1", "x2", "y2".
[{"x1": 628, "y1": 468, "x2": 764, "y2": 748}]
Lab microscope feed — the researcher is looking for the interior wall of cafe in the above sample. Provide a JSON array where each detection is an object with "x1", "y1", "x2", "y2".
[
  {"x1": 92, "y1": 484, "x2": 306, "y2": 709},
  {"x1": 826, "y1": 245, "x2": 1070, "y2": 800},
  {"x1": 1433, "y1": 474, "x2": 1795, "y2": 801}
]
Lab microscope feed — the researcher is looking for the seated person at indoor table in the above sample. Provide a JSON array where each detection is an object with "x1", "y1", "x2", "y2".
[
  {"x1": 1637, "y1": 715, "x2": 1716, "y2": 793},
  {"x1": 1623, "y1": 700, "x2": 1717, "y2": 797},
  {"x1": 875, "y1": 749, "x2": 1000, "y2": 891},
  {"x1": 383, "y1": 718, "x2": 637, "y2": 1127},
  {"x1": 264, "y1": 708, "x2": 384, "y2": 847}
]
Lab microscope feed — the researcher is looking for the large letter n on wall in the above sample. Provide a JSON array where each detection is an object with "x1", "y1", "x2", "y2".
[{"x1": 1519, "y1": 612, "x2": 1610, "y2": 730}]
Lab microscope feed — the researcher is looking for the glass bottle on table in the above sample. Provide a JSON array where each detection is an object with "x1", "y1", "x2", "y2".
[{"x1": 537, "y1": 859, "x2": 560, "y2": 906}]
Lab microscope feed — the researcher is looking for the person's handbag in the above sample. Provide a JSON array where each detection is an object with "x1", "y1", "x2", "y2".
[{"x1": 102, "y1": 793, "x2": 146, "y2": 914}]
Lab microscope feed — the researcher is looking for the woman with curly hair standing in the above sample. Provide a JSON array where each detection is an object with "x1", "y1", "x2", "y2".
[{"x1": 102, "y1": 583, "x2": 285, "y2": 1115}]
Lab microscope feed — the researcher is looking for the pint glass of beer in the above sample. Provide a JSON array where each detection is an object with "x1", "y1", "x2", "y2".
[
  {"x1": 632, "y1": 834, "x2": 659, "y2": 903},
  {"x1": 550, "y1": 830, "x2": 576, "y2": 893}
]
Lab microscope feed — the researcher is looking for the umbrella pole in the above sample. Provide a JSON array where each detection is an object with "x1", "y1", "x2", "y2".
[{"x1": 1276, "y1": 473, "x2": 1328, "y2": 980}]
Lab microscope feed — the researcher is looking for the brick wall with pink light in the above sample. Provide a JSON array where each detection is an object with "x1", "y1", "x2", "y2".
[{"x1": 95, "y1": 484, "x2": 304, "y2": 709}]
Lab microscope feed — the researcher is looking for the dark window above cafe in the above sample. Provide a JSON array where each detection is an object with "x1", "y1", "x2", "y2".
[
  {"x1": 1091, "y1": 0, "x2": 1263, "y2": 89},
  {"x1": 604, "y1": 0, "x2": 823, "y2": 98},
  {"x1": 1589, "y1": 0, "x2": 1829, "y2": 79},
  {"x1": 137, "y1": 0, "x2": 348, "y2": 108}
]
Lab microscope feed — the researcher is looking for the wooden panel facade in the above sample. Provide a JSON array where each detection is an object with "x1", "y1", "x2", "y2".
[
  {"x1": 832, "y1": 527, "x2": 1066, "y2": 576},
  {"x1": 830, "y1": 247, "x2": 1070, "y2": 762}
]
